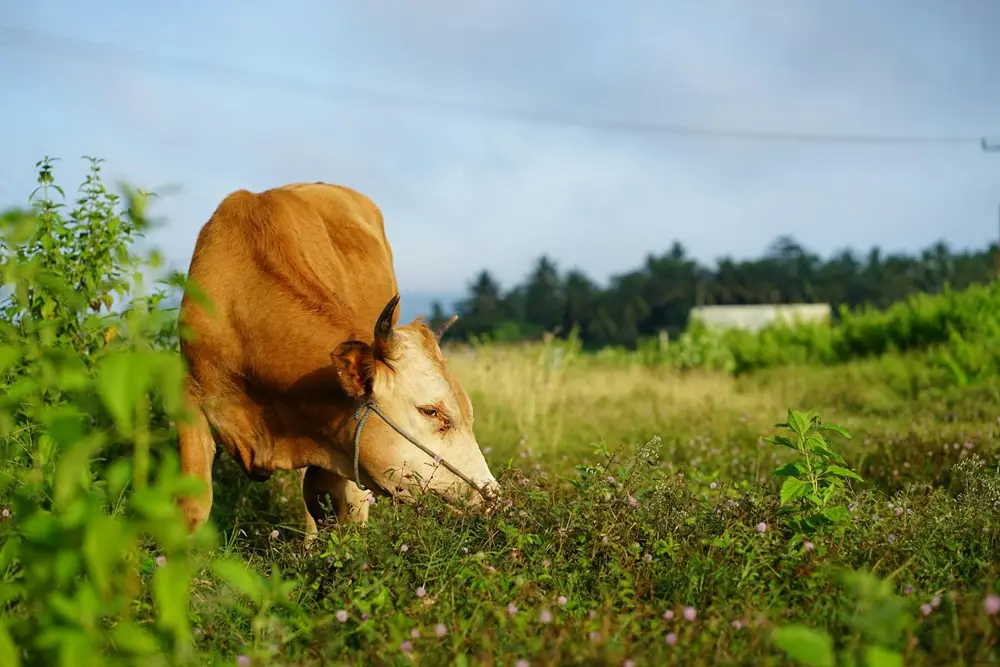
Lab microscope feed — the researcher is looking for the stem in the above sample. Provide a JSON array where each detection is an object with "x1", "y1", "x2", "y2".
[
  {"x1": 131, "y1": 302, "x2": 150, "y2": 492},
  {"x1": 800, "y1": 433, "x2": 820, "y2": 498},
  {"x1": 134, "y1": 391, "x2": 149, "y2": 492}
]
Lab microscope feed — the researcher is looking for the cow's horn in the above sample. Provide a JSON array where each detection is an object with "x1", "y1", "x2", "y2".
[
  {"x1": 435, "y1": 314, "x2": 459, "y2": 341},
  {"x1": 374, "y1": 293, "x2": 401, "y2": 344}
]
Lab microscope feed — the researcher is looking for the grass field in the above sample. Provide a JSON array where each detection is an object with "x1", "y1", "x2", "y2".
[
  {"x1": 117, "y1": 339, "x2": 996, "y2": 666},
  {"x1": 3, "y1": 164, "x2": 1000, "y2": 665},
  {"x1": 4, "y1": 322, "x2": 1000, "y2": 665}
]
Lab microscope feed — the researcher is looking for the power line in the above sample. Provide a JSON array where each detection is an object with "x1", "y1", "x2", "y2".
[
  {"x1": 0, "y1": 23, "x2": 994, "y2": 148},
  {"x1": 983, "y1": 139, "x2": 1000, "y2": 275}
]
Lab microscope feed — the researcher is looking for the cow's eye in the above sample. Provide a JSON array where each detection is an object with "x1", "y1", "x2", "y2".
[{"x1": 417, "y1": 406, "x2": 439, "y2": 419}]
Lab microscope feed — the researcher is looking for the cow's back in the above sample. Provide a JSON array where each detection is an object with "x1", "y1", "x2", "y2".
[{"x1": 181, "y1": 182, "x2": 399, "y2": 394}]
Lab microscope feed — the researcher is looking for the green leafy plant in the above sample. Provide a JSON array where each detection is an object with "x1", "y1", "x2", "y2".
[
  {"x1": 765, "y1": 409, "x2": 863, "y2": 535},
  {"x1": 0, "y1": 159, "x2": 214, "y2": 666},
  {"x1": 0, "y1": 158, "x2": 313, "y2": 666},
  {"x1": 773, "y1": 568, "x2": 914, "y2": 667}
]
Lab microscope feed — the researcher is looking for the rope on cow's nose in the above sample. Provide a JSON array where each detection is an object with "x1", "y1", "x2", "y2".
[{"x1": 352, "y1": 399, "x2": 486, "y2": 499}]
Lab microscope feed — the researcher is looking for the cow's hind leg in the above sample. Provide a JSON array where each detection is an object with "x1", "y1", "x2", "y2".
[{"x1": 177, "y1": 384, "x2": 217, "y2": 533}]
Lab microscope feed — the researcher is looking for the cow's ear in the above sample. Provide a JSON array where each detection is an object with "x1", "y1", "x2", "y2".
[{"x1": 330, "y1": 339, "x2": 375, "y2": 399}]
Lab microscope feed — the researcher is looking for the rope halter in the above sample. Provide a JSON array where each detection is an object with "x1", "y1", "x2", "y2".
[{"x1": 351, "y1": 399, "x2": 488, "y2": 500}]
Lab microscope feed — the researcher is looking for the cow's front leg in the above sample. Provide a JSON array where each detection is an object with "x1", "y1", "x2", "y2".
[{"x1": 300, "y1": 466, "x2": 372, "y2": 543}]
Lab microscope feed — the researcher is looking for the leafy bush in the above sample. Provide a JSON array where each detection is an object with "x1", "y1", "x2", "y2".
[
  {"x1": 0, "y1": 159, "x2": 304, "y2": 666},
  {"x1": 623, "y1": 279, "x2": 1000, "y2": 383}
]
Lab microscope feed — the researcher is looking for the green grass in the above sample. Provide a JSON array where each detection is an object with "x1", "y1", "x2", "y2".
[
  {"x1": 14, "y1": 342, "x2": 998, "y2": 666},
  {"x1": 253, "y1": 347, "x2": 999, "y2": 665}
]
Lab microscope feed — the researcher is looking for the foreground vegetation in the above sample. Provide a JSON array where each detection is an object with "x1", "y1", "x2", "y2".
[{"x1": 1, "y1": 159, "x2": 999, "y2": 666}]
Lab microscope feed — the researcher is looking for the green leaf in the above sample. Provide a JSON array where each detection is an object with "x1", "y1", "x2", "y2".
[
  {"x1": 824, "y1": 466, "x2": 864, "y2": 482},
  {"x1": 18, "y1": 510, "x2": 60, "y2": 546},
  {"x1": 129, "y1": 488, "x2": 178, "y2": 522},
  {"x1": 763, "y1": 435, "x2": 798, "y2": 450},
  {"x1": 0, "y1": 619, "x2": 21, "y2": 667},
  {"x1": 39, "y1": 299, "x2": 56, "y2": 320},
  {"x1": 109, "y1": 624, "x2": 161, "y2": 656},
  {"x1": 805, "y1": 438, "x2": 846, "y2": 464},
  {"x1": 771, "y1": 624, "x2": 835, "y2": 667},
  {"x1": 819, "y1": 422, "x2": 852, "y2": 439},
  {"x1": 0, "y1": 536, "x2": 20, "y2": 573},
  {"x1": 52, "y1": 432, "x2": 105, "y2": 508},
  {"x1": 781, "y1": 477, "x2": 813, "y2": 505},
  {"x1": 83, "y1": 514, "x2": 131, "y2": 599},
  {"x1": 821, "y1": 506, "x2": 850, "y2": 524},
  {"x1": 212, "y1": 558, "x2": 263, "y2": 604},
  {"x1": 771, "y1": 462, "x2": 806, "y2": 477},
  {"x1": 153, "y1": 351, "x2": 186, "y2": 417},
  {"x1": 154, "y1": 559, "x2": 192, "y2": 642},
  {"x1": 0, "y1": 345, "x2": 19, "y2": 375},
  {"x1": 4, "y1": 211, "x2": 38, "y2": 245},
  {"x1": 96, "y1": 351, "x2": 152, "y2": 434},
  {"x1": 864, "y1": 646, "x2": 903, "y2": 667},
  {"x1": 787, "y1": 410, "x2": 810, "y2": 436}
]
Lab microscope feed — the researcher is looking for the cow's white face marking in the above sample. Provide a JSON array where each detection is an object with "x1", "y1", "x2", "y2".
[
  {"x1": 329, "y1": 295, "x2": 498, "y2": 508},
  {"x1": 361, "y1": 323, "x2": 498, "y2": 506}
]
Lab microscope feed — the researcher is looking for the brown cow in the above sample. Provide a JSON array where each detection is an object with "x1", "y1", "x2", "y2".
[{"x1": 175, "y1": 181, "x2": 498, "y2": 540}]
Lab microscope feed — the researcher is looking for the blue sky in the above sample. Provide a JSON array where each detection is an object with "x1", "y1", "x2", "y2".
[{"x1": 1, "y1": 0, "x2": 998, "y2": 319}]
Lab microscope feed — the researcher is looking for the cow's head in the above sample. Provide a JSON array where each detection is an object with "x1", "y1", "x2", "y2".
[{"x1": 330, "y1": 294, "x2": 498, "y2": 508}]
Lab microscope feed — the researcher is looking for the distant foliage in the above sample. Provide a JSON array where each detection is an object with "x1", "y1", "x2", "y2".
[
  {"x1": 575, "y1": 279, "x2": 1000, "y2": 389},
  {"x1": 439, "y1": 235, "x2": 995, "y2": 349}
]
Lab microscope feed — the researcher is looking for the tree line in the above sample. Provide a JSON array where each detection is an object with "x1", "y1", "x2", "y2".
[{"x1": 427, "y1": 235, "x2": 998, "y2": 348}]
